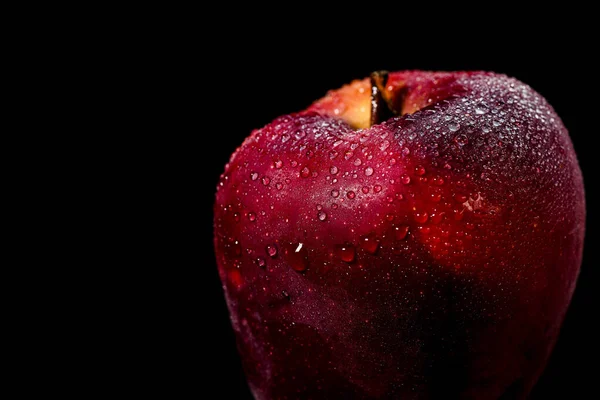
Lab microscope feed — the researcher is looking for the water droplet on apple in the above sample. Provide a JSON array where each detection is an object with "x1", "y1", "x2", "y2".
[
  {"x1": 431, "y1": 193, "x2": 442, "y2": 202},
  {"x1": 354, "y1": 158, "x2": 362, "y2": 166},
  {"x1": 431, "y1": 212, "x2": 445, "y2": 224},
  {"x1": 449, "y1": 123, "x2": 460, "y2": 132},
  {"x1": 386, "y1": 214, "x2": 394, "y2": 221},
  {"x1": 347, "y1": 191, "x2": 356, "y2": 199},
  {"x1": 318, "y1": 211, "x2": 327, "y2": 221},
  {"x1": 394, "y1": 225, "x2": 410, "y2": 240},
  {"x1": 380, "y1": 140, "x2": 390, "y2": 151},
  {"x1": 301, "y1": 167, "x2": 310, "y2": 178},
  {"x1": 274, "y1": 160, "x2": 283, "y2": 169},
  {"x1": 276, "y1": 182, "x2": 283, "y2": 190},
  {"x1": 251, "y1": 172, "x2": 258, "y2": 181},
  {"x1": 360, "y1": 233, "x2": 379, "y2": 254},
  {"x1": 344, "y1": 151, "x2": 353, "y2": 160},
  {"x1": 284, "y1": 242, "x2": 309, "y2": 272},
  {"x1": 418, "y1": 226, "x2": 431, "y2": 235},
  {"x1": 255, "y1": 257, "x2": 266, "y2": 268},
  {"x1": 330, "y1": 166, "x2": 338, "y2": 174},
  {"x1": 233, "y1": 212, "x2": 240, "y2": 222},
  {"x1": 362, "y1": 186, "x2": 369, "y2": 194},
  {"x1": 455, "y1": 134, "x2": 468, "y2": 146},
  {"x1": 475, "y1": 104, "x2": 488, "y2": 114},
  {"x1": 402, "y1": 148, "x2": 410, "y2": 156},
  {"x1": 329, "y1": 150, "x2": 338, "y2": 159},
  {"x1": 248, "y1": 212, "x2": 256, "y2": 222},
  {"x1": 266, "y1": 244, "x2": 278, "y2": 258},
  {"x1": 401, "y1": 175, "x2": 411, "y2": 185},
  {"x1": 282, "y1": 134, "x2": 290, "y2": 143},
  {"x1": 331, "y1": 189, "x2": 340, "y2": 198},
  {"x1": 414, "y1": 212, "x2": 429, "y2": 224},
  {"x1": 415, "y1": 165, "x2": 426, "y2": 176},
  {"x1": 365, "y1": 167, "x2": 374, "y2": 176},
  {"x1": 374, "y1": 185, "x2": 382, "y2": 193},
  {"x1": 262, "y1": 176, "x2": 270, "y2": 185},
  {"x1": 335, "y1": 244, "x2": 356, "y2": 262},
  {"x1": 432, "y1": 177, "x2": 445, "y2": 186}
]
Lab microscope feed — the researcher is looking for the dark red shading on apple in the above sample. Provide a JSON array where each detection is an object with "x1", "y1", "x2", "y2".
[{"x1": 213, "y1": 71, "x2": 585, "y2": 399}]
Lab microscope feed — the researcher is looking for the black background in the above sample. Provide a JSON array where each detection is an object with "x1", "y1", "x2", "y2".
[{"x1": 201, "y1": 21, "x2": 596, "y2": 399}]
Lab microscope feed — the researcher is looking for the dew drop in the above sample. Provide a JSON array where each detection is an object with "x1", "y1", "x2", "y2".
[
  {"x1": 291, "y1": 160, "x2": 298, "y2": 167},
  {"x1": 365, "y1": 166, "x2": 374, "y2": 176},
  {"x1": 380, "y1": 140, "x2": 390, "y2": 151},
  {"x1": 331, "y1": 189, "x2": 340, "y2": 198},
  {"x1": 431, "y1": 193, "x2": 442, "y2": 202},
  {"x1": 360, "y1": 233, "x2": 380, "y2": 254},
  {"x1": 251, "y1": 172, "x2": 259, "y2": 181},
  {"x1": 274, "y1": 160, "x2": 283, "y2": 169},
  {"x1": 431, "y1": 212, "x2": 445, "y2": 224},
  {"x1": 300, "y1": 167, "x2": 310, "y2": 178},
  {"x1": 266, "y1": 244, "x2": 278, "y2": 258},
  {"x1": 233, "y1": 212, "x2": 240, "y2": 222},
  {"x1": 374, "y1": 185, "x2": 382, "y2": 193},
  {"x1": 276, "y1": 182, "x2": 283, "y2": 190},
  {"x1": 354, "y1": 158, "x2": 362, "y2": 166},
  {"x1": 395, "y1": 225, "x2": 410, "y2": 240},
  {"x1": 330, "y1": 166, "x2": 338, "y2": 174},
  {"x1": 455, "y1": 134, "x2": 468, "y2": 146},
  {"x1": 449, "y1": 123, "x2": 460, "y2": 132},
  {"x1": 262, "y1": 176, "x2": 270, "y2": 185},
  {"x1": 344, "y1": 151, "x2": 353, "y2": 160},
  {"x1": 415, "y1": 165, "x2": 426, "y2": 176},
  {"x1": 432, "y1": 177, "x2": 445, "y2": 186},
  {"x1": 285, "y1": 242, "x2": 309, "y2": 272},
  {"x1": 414, "y1": 212, "x2": 429, "y2": 224},
  {"x1": 418, "y1": 226, "x2": 431, "y2": 235},
  {"x1": 401, "y1": 175, "x2": 411, "y2": 185},
  {"x1": 475, "y1": 104, "x2": 488, "y2": 114},
  {"x1": 362, "y1": 186, "x2": 369, "y2": 194},
  {"x1": 402, "y1": 148, "x2": 410, "y2": 156},
  {"x1": 347, "y1": 191, "x2": 356, "y2": 199},
  {"x1": 386, "y1": 213, "x2": 394, "y2": 221},
  {"x1": 256, "y1": 257, "x2": 266, "y2": 268},
  {"x1": 282, "y1": 134, "x2": 290, "y2": 143},
  {"x1": 335, "y1": 244, "x2": 356, "y2": 263},
  {"x1": 318, "y1": 211, "x2": 327, "y2": 221},
  {"x1": 248, "y1": 212, "x2": 256, "y2": 222}
]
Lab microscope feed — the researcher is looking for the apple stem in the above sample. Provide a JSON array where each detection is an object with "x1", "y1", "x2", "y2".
[{"x1": 370, "y1": 71, "x2": 396, "y2": 127}]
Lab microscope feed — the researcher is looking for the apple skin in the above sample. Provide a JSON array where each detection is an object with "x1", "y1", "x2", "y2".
[{"x1": 213, "y1": 72, "x2": 585, "y2": 399}]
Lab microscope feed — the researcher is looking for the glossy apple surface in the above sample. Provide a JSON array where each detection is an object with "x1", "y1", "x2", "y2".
[{"x1": 213, "y1": 71, "x2": 585, "y2": 399}]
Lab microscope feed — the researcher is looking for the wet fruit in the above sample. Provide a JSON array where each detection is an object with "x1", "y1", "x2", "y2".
[{"x1": 213, "y1": 71, "x2": 585, "y2": 399}]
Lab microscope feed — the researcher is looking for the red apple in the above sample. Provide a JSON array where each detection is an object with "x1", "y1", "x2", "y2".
[{"x1": 213, "y1": 71, "x2": 585, "y2": 399}]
